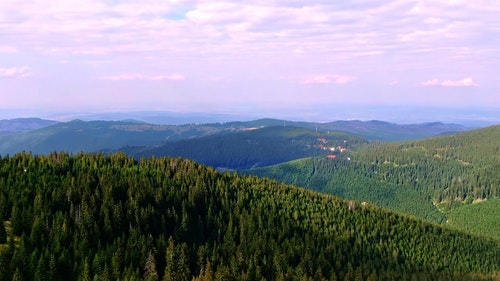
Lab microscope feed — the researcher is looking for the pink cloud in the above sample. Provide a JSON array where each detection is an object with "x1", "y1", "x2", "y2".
[
  {"x1": 99, "y1": 73, "x2": 186, "y2": 81},
  {"x1": 207, "y1": 76, "x2": 226, "y2": 82},
  {"x1": 302, "y1": 74, "x2": 355, "y2": 85},
  {"x1": 420, "y1": 77, "x2": 478, "y2": 87},
  {"x1": 441, "y1": 77, "x2": 477, "y2": 86},
  {"x1": 420, "y1": 79, "x2": 441, "y2": 86},
  {"x1": 0, "y1": 66, "x2": 31, "y2": 78},
  {"x1": 148, "y1": 74, "x2": 186, "y2": 81},
  {"x1": 0, "y1": 45, "x2": 18, "y2": 53}
]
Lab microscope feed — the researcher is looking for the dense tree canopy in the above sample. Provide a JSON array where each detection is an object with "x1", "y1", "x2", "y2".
[
  {"x1": 0, "y1": 152, "x2": 499, "y2": 280},
  {"x1": 249, "y1": 125, "x2": 500, "y2": 236}
]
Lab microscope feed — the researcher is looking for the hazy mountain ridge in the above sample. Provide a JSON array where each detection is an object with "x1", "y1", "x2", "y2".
[
  {"x1": 0, "y1": 119, "x2": 258, "y2": 155},
  {"x1": 0, "y1": 117, "x2": 474, "y2": 155},
  {"x1": 320, "y1": 120, "x2": 468, "y2": 140},
  {"x1": 51, "y1": 111, "x2": 256, "y2": 125},
  {"x1": 0, "y1": 118, "x2": 58, "y2": 135},
  {"x1": 223, "y1": 119, "x2": 469, "y2": 140}
]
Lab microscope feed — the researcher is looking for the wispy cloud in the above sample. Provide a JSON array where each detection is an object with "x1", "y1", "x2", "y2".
[
  {"x1": 1, "y1": 0, "x2": 499, "y2": 115},
  {"x1": 0, "y1": 66, "x2": 31, "y2": 78},
  {"x1": 302, "y1": 74, "x2": 356, "y2": 85},
  {"x1": 1, "y1": 1, "x2": 498, "y2": 70},
  {"x1": 208, "y1": 76, "x2": 227, "y2": 82},
  {"x1": 98, "y1": 73, "x2": 186, "y2": 81},
  {"x1": 420, "y1": 77, "x2": 478, "y2": 87},
  {"x1": 0, "y1": 45, "x2": 18, "y2": 53}
]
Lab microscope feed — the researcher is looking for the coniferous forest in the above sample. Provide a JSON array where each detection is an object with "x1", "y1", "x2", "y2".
[
  {"x1": 0, "y1": 152, "x2": 499, "y2": 280},
  {"x1": 249, "y1": 125, "x2": 500, "y2": 239}
]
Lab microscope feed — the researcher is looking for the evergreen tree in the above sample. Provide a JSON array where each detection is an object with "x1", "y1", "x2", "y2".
[
  {"x1": 0, "y1": 152, "x2": 498, "y2": 280},
  {"x1": 0, "y1": 222, "x2": 7, "y2": 243},
  {"x1": 12, "y1": 268, "x2": 23, "y2": 281},
  {"x1": 144, "y1": 251, "x2": 159, "y2": 281}
]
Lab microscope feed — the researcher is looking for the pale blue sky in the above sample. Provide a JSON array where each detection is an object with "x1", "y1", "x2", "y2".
[{"x1": 1, "y1": 0, "x2": 499, "y2": 123}]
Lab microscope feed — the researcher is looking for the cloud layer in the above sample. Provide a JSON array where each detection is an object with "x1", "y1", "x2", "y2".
[
  {"x1": 421, "y1": 77, "x2": 478, "y2": 87},
  {"x1": 0, "y1": 0, "x2": 499, "y2": 118},
  {"x1": 302, "y1": 74, "x2": 356, "y2": 85},
  {"x1": 99, "y1": 74, "x2": 186, "y2": 81},
  {"x1": 0, "y1": 67, "x2": 31, "y2": 78}
]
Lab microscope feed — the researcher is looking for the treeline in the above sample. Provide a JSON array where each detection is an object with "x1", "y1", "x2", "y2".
[{"x1": 0, "y1": 152, "x2": 499, "y2": 280}]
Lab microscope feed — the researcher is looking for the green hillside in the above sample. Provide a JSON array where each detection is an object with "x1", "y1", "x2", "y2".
[
  {"x1": 124, "y1": 126, "x2": 367, "y2": 170},
  {"x1": 248, "y1": 125, "x2": 500, "y2": 237},
  {"x1": 355, "y1": 125, "x2": 500, "y2": 202},
  {"x1": 444, "y1": 199, "x2": 500, "y2": 240},
  {"x1": 248, "y1": 156, "x2": 448, "y2": 223},
  {"x1": 1, "y1": 152, "x2": 499, "y2": 280}
]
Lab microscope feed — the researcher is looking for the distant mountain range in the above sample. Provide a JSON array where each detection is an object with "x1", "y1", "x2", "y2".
[
  {"x1": 35, "y1": 107, "x2": 499, "y2": 127},
  {"x1": 0, "y1": 118, "x2": 58, "y2": 135},
  {"x1": 320, "y1": 120, "x2": 467, "y2": 140},
  {"x1": 246, "y1": 119, "x2": 468, "y2": 140},
  {"x1": 0, "y1": 118, "x2": 472, "y2": 155},
  {"x1": 0, "y1": 119, "x2": 247, "y2": 155}
]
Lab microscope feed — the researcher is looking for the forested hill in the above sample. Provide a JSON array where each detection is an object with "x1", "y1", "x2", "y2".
[
  {"x1": 225, "y1": 119, "x2": 468, "y2": 140},
  {"x1": 248, "y1": 125, "x2": 500, "y2": 239},
  {"x1": 353, "y1": 124, "x2": 500, "y2": 202},
  {"x1": 0, "y1": 118, "x2": 470, "y2": 155},
  {"x1": 0, "y1": 119, "x2": 245, "y2": 155},
  {"x1": 122, "y1": 126, "x2": 367, "y2": 170},
  {"x1": 0, "y1": 153, "x2": 499, "y2": 280},
  {"x1": 313, "y1": 120, "x2": 468, "y2": 141}
]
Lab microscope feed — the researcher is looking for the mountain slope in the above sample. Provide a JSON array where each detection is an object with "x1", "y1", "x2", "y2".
[
  {"x1": 248, "y1": 125, "x2": 500, "y2": 237},
  {"x1": 0, "y1": 119, "x2": 255, "y2": 155},
  {"x1": 248, "y1": 156, "x2": 449, "y2": 223},
  {"x1": 0, "y1": 152, "x2": 499, "y2": 280},
  {"x1": 123, "y1": 126, "x2": 368, "y2": 170},
  {"x1": 0, "y1": 118, "x2": 471, "y2": 155},
  {"x1": 355, "y1": 125, "x2": 500, "y2": 202},
  {"x1": 445, "y1": 199, "x2": 500, "y2": 240}
]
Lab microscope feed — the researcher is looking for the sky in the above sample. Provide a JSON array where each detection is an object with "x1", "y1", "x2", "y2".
[{"x1": 1, "y1": 0, "x2": 499, "y2": 123}]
